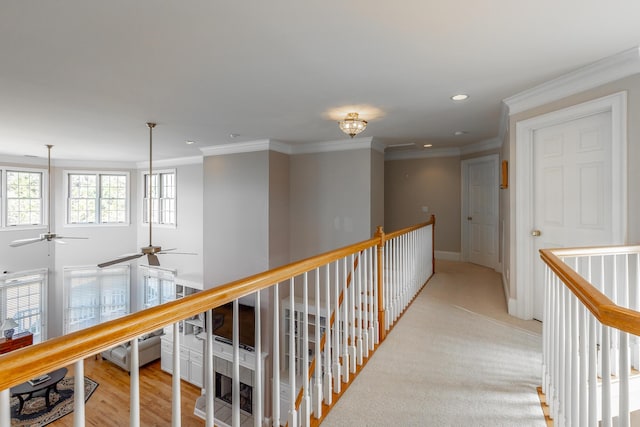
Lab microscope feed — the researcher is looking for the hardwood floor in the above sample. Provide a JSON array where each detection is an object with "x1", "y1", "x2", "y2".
[{"x1": 53, "y1": 356, "x2": 204, "y2": 426}]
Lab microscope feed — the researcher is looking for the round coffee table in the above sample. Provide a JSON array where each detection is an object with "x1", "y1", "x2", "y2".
[{"x1": 10, "y1": 367, "x2": 68, "y2": 414}]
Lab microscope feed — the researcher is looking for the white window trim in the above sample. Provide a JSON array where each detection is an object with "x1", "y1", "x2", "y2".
[
  {"x1": 0, "y1": 268, "x2": 48, "y2": 343},
  {"x1": 140, "y1": 168, "x2": 177, "y2": 229},
  {"x1": 140, "y1": 265, "x2": 177, "y2": 309},
  {"x1": 63, "y1": 264, "x2": 131, "y2": 334},
  {"x1": 64, "y1": 170, "x2": 130, "y2": 227},
  {"x1": 0, "y1": 166, "x2": 48, "y2": 232}
]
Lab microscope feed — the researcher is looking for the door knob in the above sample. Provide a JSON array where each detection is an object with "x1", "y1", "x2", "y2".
[
  {"x1": 467, "y1": 217, "x2": 472, "y2": 221},
  {"x1": 531, "y1": 230, "x2": 541, "y2": 237}
]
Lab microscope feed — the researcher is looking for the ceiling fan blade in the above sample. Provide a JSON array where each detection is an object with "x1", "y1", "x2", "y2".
[
  {"x1": 98, "y1": 253, "x2": 144, "y2": 268},
  {"x1": 158, "y1": 251, "x2": 198, "y2": 255},
  {"x1": 147, "y1": 254, "x2": 160, "y2": 266},
  {"x1": 55, "y1": 236, "x2": 89, "y2": 240},
  {"x1": 9, "y1": 237, "x2": 45, "y2": 247}
]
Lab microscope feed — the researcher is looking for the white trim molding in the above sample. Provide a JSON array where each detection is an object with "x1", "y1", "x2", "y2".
[
  {"x1": 512, "y1": 91, "x2": 627, "y2": 319},
  {"x1": 504, "y1": 47, "x2": 640, "y2": 115},
  {"x1": 435, "y1": 251, "x2": 461, "y2": 261}
]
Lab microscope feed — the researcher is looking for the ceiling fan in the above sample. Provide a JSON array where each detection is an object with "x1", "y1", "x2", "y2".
[
  {"x1": 9, "y1": 145, "x2": 88, "y2": 247},
  {"x1": 98, "y1": 122, "x2": 195, "y2": 268}
]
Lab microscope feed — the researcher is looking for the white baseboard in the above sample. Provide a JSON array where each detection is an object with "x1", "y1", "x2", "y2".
[{"x1": 435, "y1": 251, "x2": 461, "y2": 261}]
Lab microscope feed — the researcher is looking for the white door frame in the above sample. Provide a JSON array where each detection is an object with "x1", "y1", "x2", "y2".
[
  {"x1": 512, "y1": 91, "x2": 627, "y2": 319},
  {"x1": 461, "y1": 154, "x2": 499, "y2": 269}
]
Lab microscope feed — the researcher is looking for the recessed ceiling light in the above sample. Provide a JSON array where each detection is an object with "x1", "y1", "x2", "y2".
[
  {"x1": 454, "y1": 131, "x2": 468, "y2": 136},
  {"x1": 229, "y1": 133, "x2": 240, "y2": 138},
  {"x1": 185, "y1": 140, "x2": 195, "y2": 145},
  {"x1": 451, "y1": 94, "x2": 469, "y2": 101},
  {"x1": 423, "y1": 144, "x2": 433, "y2": 148}
]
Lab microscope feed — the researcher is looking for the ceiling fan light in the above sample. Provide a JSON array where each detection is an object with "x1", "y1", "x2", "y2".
[{"x1": 339, "y1": 112, "x2": 368, "y2": 138}]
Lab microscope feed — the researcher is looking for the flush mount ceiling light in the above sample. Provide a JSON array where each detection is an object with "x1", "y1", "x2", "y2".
[
  {"x1": 423, "y1": 144, "x2": 433, "y2": 148},
  {"x1": 185, "y1": 140, "x2": 195, "y2": 145},
  {"x1": 451, "y1": 94, "x2": 469, "y2": 101},
  {"x1": 454, "y1": 130, "x2": 468, "y2": 136},
  {"x1": 338, "y1": 112, "x2": 368, "y2": 138}
]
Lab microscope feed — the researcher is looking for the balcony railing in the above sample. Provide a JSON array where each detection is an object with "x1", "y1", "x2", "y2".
[
  {"x1": 540, "y1": 245, "x2": 640, "y2": 427},
  {"x1": 0, "y1": 216, "x2": 435, "y2": 427}
]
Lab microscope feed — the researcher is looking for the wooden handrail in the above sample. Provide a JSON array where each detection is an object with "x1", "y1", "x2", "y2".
[
  {"x1": 540, "y1": 248, "x2": 640, "y2": 336},
  {"x1": 0, "y1": 216, "x2": 435, "y2": 392}
]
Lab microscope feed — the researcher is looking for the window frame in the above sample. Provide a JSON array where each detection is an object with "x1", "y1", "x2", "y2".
[
  {"x1": 141, "y1": 169, "x2": 177, "y2": 228},
  {"x1": 63, "y1": 265, "x2": 130, "y2": 334},
  {"x1": 64, "y1": 170, "x2": 130, "y2": 227},
  {"x1": 0, "y1": 269, "x2": 48, "y2": 344},
  {"x1": 140, "y1": 265, "x2": 177, "y2": 309},
  {"x1": 0, "y1": 166, "x2": 48, "y2": 231}
]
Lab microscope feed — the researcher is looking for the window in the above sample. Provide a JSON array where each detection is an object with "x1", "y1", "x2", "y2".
[
  {"x1": 64, "y1": 265, "x2": 130, "y2": 334},
  {"x1": 0, "y1": 269, "x2": 47, "y2": 344},
  {"x1": 141, "y1": 266, "x2": 176, "y2": 308},
  {"x1": 143, "y1": 170, "x2": 176, "y2": 225},
  {"x1": 1, "y1": 168, "x2": 45, "y2": 228},
  {"x1": 67, "y1": 172, "x2": 129, "y2": 224}
]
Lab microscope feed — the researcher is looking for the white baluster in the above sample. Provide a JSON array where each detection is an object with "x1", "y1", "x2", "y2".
[
  {"x1": 0, "y1": 389, "x2": 9, "y2": 427},
  {"x1": 362, "y1": 248, "x2": 370, "y2": 358},
  {"x1": 254, "y1": 291, "x2": 262, "y2": 427},
  {"x1": 205, "y1": 310, "x2": 215, "y2": 427},
  {"x1": 348, "y1": 255, "x2": 356, "y2": 374},
  {"x1": 367, "y1": 247, "x2": 376, "y2": 350},
  {"x1": 324, "y1": 264, "x2": 333, "y2": 405},
  {"x1": 301, "y1": 273, "x2": 310, "y2": 427},
  {"x1": 570, "y1": 294, "x2": 579, "y2": 426},
  {"x1": 272, "y1": 284, "x2": 280, "y2": 427},
  {"x1": 74, "y1": 359, "x2": 86, "y2": 427},
  {"x1": 342, "y1": 257, "x2": 350, "y2": 383},
  {"x1": 588, "y1": 315, "x2": 597, "y2": 427},
  {"x1": 332, "y1": 260, "x2": 341, "y2": 394},
  {"x1": 313, "y1": 268, "x2": 322, "y2": 418},
  {"x1": 130, "y1": 338, "x2": 140, "y2": 427},
  {"x1": 172, "y1": 322, "x2": 181, "y2": 427},
  {"x1": 619, "y1": 330, "x2": 630, "y2": 427},
  {"x1": 232, "y1": 300, "x2": 240, "y2": 427},
  {"x1": 288, "y1": 279, "x2": 298, "y2": 427},
  {"x1": 356, "y1": 253, "x2": 364, "y2": 366},
  {"x1": 579, "y1": 305, "x2": 588, "y2": 426},
  {"x1": 602, "y1": 325, "x2": 612, "y2": 427},
  {"x1": 373, "y1": 245, "x2": 380, "y2": 345}
]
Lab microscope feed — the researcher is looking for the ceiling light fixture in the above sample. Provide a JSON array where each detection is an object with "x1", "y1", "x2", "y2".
[
  {"x1": 454, "y1": 131, "x2": 468, "y2": 136},
  {"x1": 451, "y1": 94, "x2": 469, "y2": 101},
  {"x1": 338, "y1": 112, "x2": 367, "y2": 138},
  {"x1": 423, "y1": 144, "x2": 433, "y2": 148},
  {"x1": 185, "y1": 140, "x2": 195, "y2": 145}
]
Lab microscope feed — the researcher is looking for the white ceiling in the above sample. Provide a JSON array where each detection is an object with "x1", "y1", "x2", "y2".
[{"x1": 1, "y1": 1, "x2": 639, "y2": 162}]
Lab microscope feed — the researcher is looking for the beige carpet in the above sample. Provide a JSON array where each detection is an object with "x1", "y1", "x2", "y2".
[{"x1": 321, "y1": 260, "x2": 545, "y2": 426}]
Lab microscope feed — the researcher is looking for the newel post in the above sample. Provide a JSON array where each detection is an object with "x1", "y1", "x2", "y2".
[{"x1": 375, "y1": 226, "x2": 386, "y2": 342}]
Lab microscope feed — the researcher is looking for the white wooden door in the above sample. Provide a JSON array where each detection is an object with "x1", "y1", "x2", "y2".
[
  {"x1": 464, "y1": 156, "x2": 498, "y2": 269},
  {"x1": 532, "y1": 111, "x2": 613, "y2": 320}
]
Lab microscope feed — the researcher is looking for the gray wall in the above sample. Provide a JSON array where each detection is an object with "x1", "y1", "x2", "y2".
[
  {"x1": 268, "y1": 151, "x2": 290, "y2": 269},
  {"x1": 203, "y1": 151, "x2": 270, "y2": 287},
  {"x1": 384, "y1": 156, "x2": 461, "y2": 253},
  {"x1": 289, "y1": 148, "x2": 374, "y2": 261}
]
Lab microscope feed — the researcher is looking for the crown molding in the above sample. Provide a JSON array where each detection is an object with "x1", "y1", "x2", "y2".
[
  {"x1": 200, "y1": 139, "x2": 292, "y2": 156},
  {"x1": 136, "y1": 155, "x2": 203, "y2": 169},
  {"x1": 459, "y1": 137, "x2": 501, "y2": 155},
  {"x1": 290, "y1": 137, "x2": 374, "y2": 154},
  {"x1": 504, "y1": 46, "x2": 640, "y2": 115},
  {"x1": 384, "y1": 137, "x2": 502, "y2": 161},
  {"x1": 385, "y1": 147, "x2": 460, "y2": 160}
]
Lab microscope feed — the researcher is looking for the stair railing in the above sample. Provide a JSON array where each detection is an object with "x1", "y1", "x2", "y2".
[
  {"x1": 540, "y1": 246, "x2": 640, "y2": 427},
  {"x1": 0, "y1": 217, "x2": 435, "y2": 427}
]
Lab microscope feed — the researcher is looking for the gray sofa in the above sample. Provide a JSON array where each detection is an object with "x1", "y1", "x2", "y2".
[{"x1": 101, "y1": 330, "x2": 163, "y2": 372}]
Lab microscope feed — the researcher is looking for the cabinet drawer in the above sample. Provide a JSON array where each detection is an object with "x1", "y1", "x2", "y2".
[
  {"x1": 179, "y1": 348, "x2": 190, "y2": 360},
  {"x1": 190, "y1": 351, "x2": 203, "y2": 365}
]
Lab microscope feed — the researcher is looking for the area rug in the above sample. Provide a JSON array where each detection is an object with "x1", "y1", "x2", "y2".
[{"x1": 10, "y1": 376, "x2": 98, "y2": 427}]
